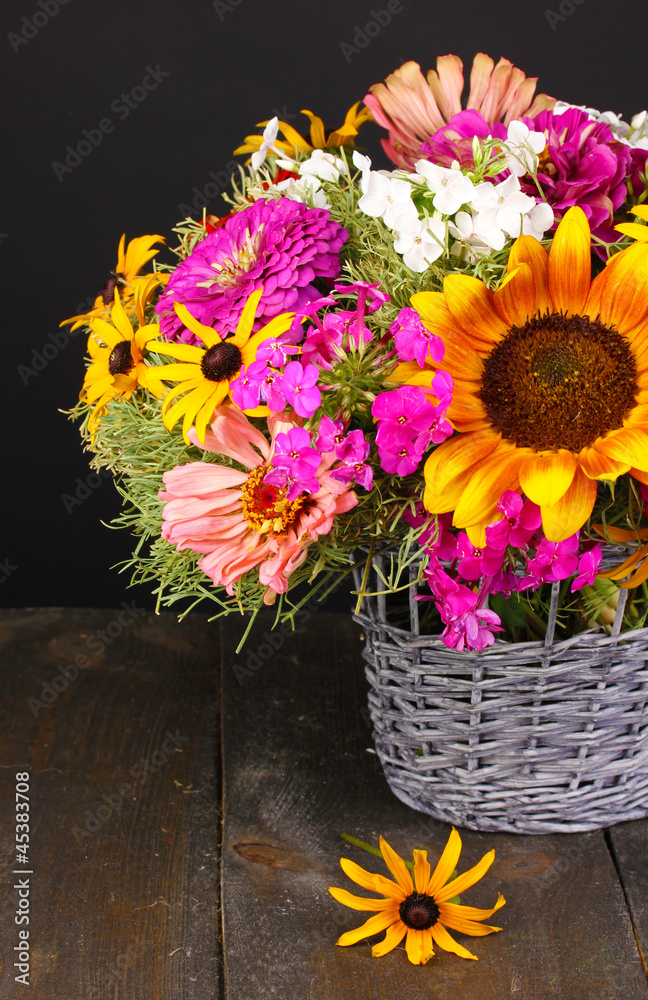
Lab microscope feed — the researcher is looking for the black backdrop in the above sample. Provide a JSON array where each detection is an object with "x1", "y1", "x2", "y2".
[{"x1": 3, "y1": 0, "x2": 647, "y2": 610}]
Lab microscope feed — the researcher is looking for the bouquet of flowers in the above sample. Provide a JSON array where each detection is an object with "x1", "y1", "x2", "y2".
[{"x1": 65, "y1": 51, "x2": 648, "y2": 651}]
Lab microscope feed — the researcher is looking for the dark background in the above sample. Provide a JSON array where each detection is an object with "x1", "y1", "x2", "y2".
[{"x1": 3, "y1": 0, "x2": 647, "y2": 610}]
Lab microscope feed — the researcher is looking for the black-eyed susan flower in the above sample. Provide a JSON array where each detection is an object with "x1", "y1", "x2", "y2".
[
  {"x1": 62, "y1": 233, "x2": 167, "y2": 331},
  {"x1": 329, "y1": 828, "x2": 505, "y2": 966},
  {"x1": 615, "y1": 204, "x2": 648, "y2": 243},
  {"x1": 234, "y1": 102, "x2": 373, "y2": 161},
  {"x1": 393, "y1": 206, "x2": 648, "y2": 546},
  {"x1": 148, "y1": 289, "x2": 295, "y2": 445},
  {"x1": 81, "y1": 283, "x2": 163, "y2": 432}
]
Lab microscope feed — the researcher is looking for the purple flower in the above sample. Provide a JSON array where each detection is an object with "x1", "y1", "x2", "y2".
[
  {"x1": 520, "y1": 108, "x2": 633, "y2": 242},
  {"x1": 266, "y1": 427, "x2": 320, "y2": 500},
  {"x1": 373, "y1": 384, "x2": 453, "y2": 475},
  {"x1": 571, "y1": 545, "x2": 603, "y2": 592},
  {"x1": 378, "y1": 438, "x2": 428, "y2": 477},
  {"x1": 256, "y1": 328, "x2": 302, "y2": 368},
  {"x1": 456, "y1": 532, "x2": 506, "y2": 581},
  {"x1": 301, "y1": 314, "x2": 345, "y2": 368},
  {"x1": 334, "y1": 280, "x2": 390, "y2": 314},
  {"x1": 156, "y1": 198, "x2": 348, "y2": 344},
  {"x1": 278, "y1": 361, "x2": 322, "y2": 418},
  {"x1": 391, "y1": 307, "x2": 445, "y2": 368},
  {"x1": 330, "y1": 462, "x2": 374, "y2": 491},
  {"x1": 230, "y1": 360, "x2": 269, "y2": 410},
  {"x1": 424, "y1": 564, "x2": 503, "y2": 652},
  {"x1": 486, "y1": 492, "x2": 542, "y2": 550},
  {"x1": 421, "y1": 110, "x2": 507, "y2": 169},
  {"x1": 315, "y1": 415, "x2": 346, "y2": 453},
  {"x1": 334, "y1": 429, "x2": 369, "y2": 465},
  {"x1": 259, "y1": 369, "x2": 287, "y2": 412}
]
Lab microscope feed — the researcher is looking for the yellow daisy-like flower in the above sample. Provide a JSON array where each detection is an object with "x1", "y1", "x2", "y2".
[
  {"x1": 329, "y1": 828, "x2": 505, "y2": 966},
  {"x1": 148, "y1": 288, "x2": 294, "y2": 445},
  {"x1": 81, "y1": 280, "x2": 163, "y2": 432},
  {"x1": 234, "y1": 102, "x2": 373, "y2": 160},
  {"x1": 615, "y1": 204, "x2": 648, "y2": 243},
  {"x1": 62, "y1": 233, "x2": 167, "y2": 331},
  {"x1": 393, "y1": 206, "x2": 648, "y2": 546}
]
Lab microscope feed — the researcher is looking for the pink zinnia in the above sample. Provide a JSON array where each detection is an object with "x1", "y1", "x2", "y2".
[
  {"x1": 158, "y1": 407, "x2": 357, "y2": 604},
  {"x1": 364, "y1": 53, "x2": 555, "y2": 169},
  {"x1": 156, "y1": 198, "x2": 348, "y2": 345}
]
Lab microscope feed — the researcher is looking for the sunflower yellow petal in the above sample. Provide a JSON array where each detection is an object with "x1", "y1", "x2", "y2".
[
  {"x1": 405, "y1": 928, "x2": 434, "y2": 965},
  {"x1": 519, "y1": 449, "x2": 577, "y2": 507},
  {"x1": 548, "y1": 206, "x2": 591, "y2": 314},
  {"x1": 231, "y1": 288, "x2": 263, "y2": 347},
  {"x1": 615, "y1": 222, "x2": 648, "y2": 242},
  {"x1": 339, "y1": 858, "x2": 404, "y2": 899},
  {"x1": 508, "y1": 234, "x2": 552, "y2": 314},
  {"x1": 173, "y1": 302, "x2": 220, "y2": 347},
  {"x1": 577, "y1": 447, "x2": 629, "y2": 481},
  {"x1": 427, "y1": 827, "x2": 462, "y2": 896},
  {"x1": 88, "y1": 318, "x2": 123, "y2": 348},
  {"x1": 597, "y1": 426, "x2": 648, "y2": 472},
  {"x1": 594, "y1": 242, "x2": 648, "y2": 333},
  {"x1": 152, "y1": 341, "x2": 205, "y2": 362},
  {"x1": 328, "y1": 887, "x2": 394, "y2": 911},
  {"x1": 335, "y1": 908, "x2": 399, "y2": 947},
  {"x1": 435, "y1": 849, "x2": 496, "y2": 903},
  {"x1": 110, "y1": 293, "x2": 135, "y2": 341},
  {"x1": 371, "y1": 920, "x2": 407, "y2": 957},
  {"x1": 423, "y1": 432, "x2": 501, "y2": 513},
  {"x1": 439, "y1": 893, "x2": 507, "y2": 923},
  {"x1": 443, "y1": 274, "x2": 509, "y2": 346},
  {"x1": 431, "y1": 922, "x2": 478, "y2": 960},
  {"x1": 412, "y1": 850, "x2": 431, "y2": 895},
  {"x1": 452, "y1": 444, "x2": 524, "y2": 530},
  {"x1": 379, "y1": 837, "x2": 414, "y2": 894},
  {"x1": 540, "y1": 466, "x2": 597, "y2": 541},
  {"x1": 493, "y1": 263, "x2": 536, "y2": 327}
]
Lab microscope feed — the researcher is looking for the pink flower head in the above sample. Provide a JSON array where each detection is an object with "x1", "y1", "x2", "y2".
[
  {"x1": 456, "y1": 532, "x2": 507, "y2": 581},
  {"x1": 156, "y1": 198, "x2": 348, "y2": 344},
  {"x1": 315, "y1": 414, "x2": 347, "y2": 453},
  {"x1": 277, "y1": 361, "x2": 321, "y2": 418},
  {"x1": 373, "y1": 384, "x2": 452, "y2": 476},
  {"x1": 422, "y1": 110, "x2": 507, "y2": 169},
  {"x1": 158, "y1": 406, "x2": 357, "y2": 603},
  {"x1": 424, "y1": 565, "x2": 503, "y2": 652},
  {"x1": 526, "y1": 533, "x2": 580, "y2": 586},
  {"x1": 391, "y1": 307, "x2": 445, "y2": 368},
  {"x1": 571, "y1": 545, "x2": 603, "y2": 592},
  {"x1": 486, "y1": 491, "x2": 542, "y2": 550},
  {"x1": 364, "y1": 53, "x2": 554, "y2": 169},
  {"x1": 334, "y1": 280, "x2": 390, "y2": 314},
  {"x1": 230, "y1": 359, "x2": 270, "y2": 411},
  {"x1": 266, "y1": 426, "x2": 320, "y2": 500}
]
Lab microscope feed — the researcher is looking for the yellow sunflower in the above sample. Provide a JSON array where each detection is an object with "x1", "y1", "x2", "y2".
[
  {"x1": 81, "y1": 281, "x2": 163, "y2": 432},
  {"x1": 329, "y1": 828, "x2": 505, "y2": 966},
  {"x1": 392, "y1": 206, "x2": 648, "y2": 545},
  {"x1": 615, "y1": 204, "x2": 648, "y2": 243},
  {"x1": 62, "y1": 233, "x2": 167, "y2": 331},
  {"x1": 234, "y1": 102, "x2": 373, "y2": 160},
  {"x1": 148, "y1": 288, "x2": 294, "y2": 444}
]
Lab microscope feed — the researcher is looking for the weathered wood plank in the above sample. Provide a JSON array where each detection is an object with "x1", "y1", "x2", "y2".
[
  {"x1": 220, "y1": 610, "x2": 648, "y2": 1000},
  {"x1": 0, "y1": 608, "x2": 221, "y2": 1000},
  {"x1": 608, "y1": 821, "x2": 648, "y2": 973}
]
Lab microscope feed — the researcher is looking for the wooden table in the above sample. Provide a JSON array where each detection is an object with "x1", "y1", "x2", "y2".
[{"x1": 0, "y1": 608, "x2": 647, "y2": 999}]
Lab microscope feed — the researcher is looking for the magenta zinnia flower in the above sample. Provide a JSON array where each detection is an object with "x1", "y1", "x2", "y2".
[
  {"x1": 156, "y1": 198, "x2": 348, "y2": 345},
  {"x1": 159, "y1": 407, "x2": 357, "y2": 603}
]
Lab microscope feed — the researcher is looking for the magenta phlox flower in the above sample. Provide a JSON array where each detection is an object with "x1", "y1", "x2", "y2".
[
  {"x1": 301, "y1": 314, "x2": 345, "y2": 368},
  {"x1": 256, "y1": 329, "x2": 302, "y2": 368},
  {"x1": 526, "y1": 533, "x2": 580, "y2": 586},
  {"x1": 571, "y1": 544, "x2": 603, "y2": 592},
  {"x1": 423, "y1": 513, "x2": 459, "y2": 560},
  {"x1": 230, "y1": 360, "x2": 270, "y2": 410},
  {"x1": 486, "y1": 491, "x2": 542, "y2": 550},
  {"x1": 456, "y1": 532, "x2": 507, "y2": 581},
  {"x1": 333, "y1": 429, "x2": 369, "y2": 465},
  {"x1": 330, "y1": 461, "x2": 374, "y2": 491},
  {"x1": 157, "y1": 198, "x2": 348, "y2": 344},
  {"x1": 391, "y1": 307, "x2": 445, "y2": 368},
  {"x1": 266, "y1": 427, "x2": 321, "y2": 500},
  {"x1": 421, "y1": 110, "x2": 507, "y2": 169},
  {"x1": 377, "y1": 438, "x2": 428, "y2": 477},
  {"x1": 489, "y1": 568, "x2": 521, "y2": 596},
  {"x1": 278, "y1": 361, "x2": 322, "y2": 418},
  {"x1": 315, "y1": 415, "x2": 347, "y2": 452},
  {"x1": 260, "y1": 369, "x2": 287, "y2": 411},
  {"x1": 424, "y1": 567, "x2": 503, "y2": 652},
  {"x1": 334, "y1": 280, "x2": 390, "y2": 314},
  {"x1": 373, "y1": 385, "x2": 450, "y2": 476}
]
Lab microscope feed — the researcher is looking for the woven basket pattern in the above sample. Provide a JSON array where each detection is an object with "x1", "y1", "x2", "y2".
[{"x1": 354, "y1": 559, "x2": 648, "y2": 833}]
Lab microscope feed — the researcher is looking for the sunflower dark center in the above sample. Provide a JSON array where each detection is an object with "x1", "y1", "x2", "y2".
[
  {"x1": 108, "y1": 340, "x2": 134, "y2": 376},
  {"x1": 399, "y1": 892, "x2": 440, "y2": 930},
  {"x1": 101, "y1": 271, "x2": 127, "y2": 306},
  {"x1": 200, "y1": 341, "x2": 243, "y2": 382},
  {"x1": 479, "y1": 311, "x2": 638, "y2": 452}
]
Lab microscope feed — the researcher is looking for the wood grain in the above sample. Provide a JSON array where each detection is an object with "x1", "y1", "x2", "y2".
[
  {"x1": 608, "y1": 821, "x2": 648, "y2": 974},
  {"x1": 0, "y1": 608, "x2": 221, "y2": 1000},
  {"x1": 220, "y1": 610, "x2": 648, "y2": 1000}
]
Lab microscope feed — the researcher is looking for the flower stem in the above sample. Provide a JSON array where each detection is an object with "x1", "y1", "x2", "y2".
[{"x1": 340, "y1": 832, "x2": 414, "y2": 870}]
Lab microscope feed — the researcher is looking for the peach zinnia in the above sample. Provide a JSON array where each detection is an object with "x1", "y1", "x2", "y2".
[{"x1": 393, "y1": 206, "x2": 648, "y2": 545}]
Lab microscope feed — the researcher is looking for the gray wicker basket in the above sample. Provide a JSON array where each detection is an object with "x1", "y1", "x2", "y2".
[{"x1": 353, "y1": 556, "x2": 648, "y2": 834}]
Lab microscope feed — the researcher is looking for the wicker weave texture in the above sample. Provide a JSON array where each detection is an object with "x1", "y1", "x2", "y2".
[{"x1": 353, "y1": 562, "x2": 648, "y2": 834}]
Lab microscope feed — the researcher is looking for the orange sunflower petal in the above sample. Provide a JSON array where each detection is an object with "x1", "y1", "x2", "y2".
[
  {"x1": 547, "y1": 206, "x2": 591, "y2": 315},
  {"x1": 493, "y1": 263, "x2": 536, "y2": 327},
  {"x1": 597, "y1": 427, "x2": 648, "y2": 472},
  {"x1": 435, "y1": 849, "x2": 496, "y2": 904},
  {"x1": 379, "y1": 837, "x2": 414, "y2": 895},
  {"x1": 371, "y1": 921, "x2": 408, "y2": 957},
  {"x1": 452, "y1": 444, "x2": 524, "y2": 531},
  {"x1": 427, "y1": 827, "x2": 462, "y2": 897},
  {"x1": 431, "y1": 922, "x2": 478, "y2": 960},
  {"x1": 592, "y1": 243, "x2": 648, "y2": 333},
  {"x1": 508, "y1": 235, "x2": 552, "y2": 314},
  {"x1": 518, "y1": 449, "x2": 577, "y2": 507},
  {"x1": 443, "y1": 274, "x2": 509, "y2": 346},
  {"x1": 423, "y1": 432, "x2": 501, "y2": 514},
  {"x1": 335, "y1": 908, "x2": 400, "y2": 947},
  {"x1": 339, "y1": 858, "x2": 404, "y2": 900},
  {"x1": 578, "y1": 447, "x2": 629, "y2": 481},
  {"x1": 405, "y1": 928, "x2": 435, "y2": 965},
  {"x1": 439, "y1": 893, "x2": 507, "y2": 923},
  {"x1": 540, "y1": 466, "x2": 597, "y2": 542},
  {"x1": 328, "y1": 887, "x2": 394, "y2": 911},
  {"x1": 412, "y1": 850, "x2": 431, "y2": 894}
]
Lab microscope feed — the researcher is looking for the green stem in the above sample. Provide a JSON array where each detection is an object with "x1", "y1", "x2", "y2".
[
  {"x1": 340, "y1": 832, "x2": 414, "y2": 870},
  {"x1": 354, "y1": 537, "x2": 376, "y2": 616}
]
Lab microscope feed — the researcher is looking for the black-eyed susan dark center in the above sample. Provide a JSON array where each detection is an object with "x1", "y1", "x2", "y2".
[
  {"x1": 108, "y1": 340, "x2": 134, "y2": 376},
  {"x1": 239, "y1": 465, "x2": 305, "y2": 534},
  {"x1": 479, "y1": 312, "x2": 638, "y2": 452},
  {"x1": 399, "y1": 892, "x2": 440, "y2": 930},
  {"x1": 201, "y1": 341, "x2": 243, "y2": 382}
]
